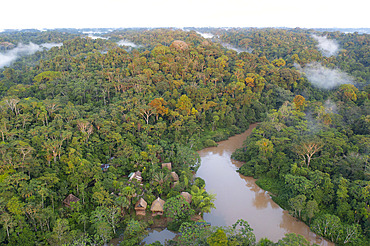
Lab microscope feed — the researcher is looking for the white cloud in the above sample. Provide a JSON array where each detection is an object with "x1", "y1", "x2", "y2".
[
  {"x1": 87, "y1": 35, "x2": 108, "y2": 40},
  {"x1": 0, "y1": 42, "x2": 63, "y2": 68},
  {"x1": 220, "y1": 42, "x2": 253, "y2": 53},
  {"x1": 324, "y1": 99, "x2": 338, "y2": 114},
  {"x1": 40, "y1": 43, "x2": 63, "y2": 49},
  {"x1": 295, "y1": 62, "x2": 353, "y2": 89},
  {"x1": 196, "y1": 31, "x2": 214, "y2": 39},
  {"x1": 82, "y1": 31, "x2": 103, "y2": 34},
  {"x1": 0, "y1": 43, "x2": 41, "y2": 68},
  {"x1": 312, "y1": 34, "x2": 340, "y2": 57},
  {"x1": 117, "y1": 40, "x2": 139, "y2": 48}
]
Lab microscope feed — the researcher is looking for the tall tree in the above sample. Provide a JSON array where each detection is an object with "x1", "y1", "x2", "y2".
[{"x1": 293, "y1": 140, "x2": 322, "y2": 168}]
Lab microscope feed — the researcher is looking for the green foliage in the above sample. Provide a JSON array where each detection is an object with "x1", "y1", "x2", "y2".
[
  {"x1": 193, "y1": 177, "x2": 206, "y2": 189},
  {"x1": 190, "y1": 185, "x2": 216, "y2": 215},
  {"x1": 124, "y1": 219, "x2": 148, "y2": 243},
  {"x1": 256, "y1": 238, "x2": 275, "y2": 246},
  {"x1": 164, "y1": 195, "x2": 194, "y2": 231},
  {"x1": 255, "y1": 177, "x2": 290, "y2": 209},
  {"x1": 51, "y1": 218, "x2": 70, "y2": 245},
  {"x1": 311, "y1": 214, "x2": 362, "y2": 245},
  {"x1": 276, "y1": 233, "x2": 313, "y2": 246},
  {"x1": 6, "y1": 197, "x2": 23, "y2": 216},
  {"x1": 0, "y1": 27, "x2": 368, "y2": 245},
  {"x1": 203, "y1": 139, "x2": 218, "y2": 148},
  {"x1": 146, "y1": 241, "x2": 163, "y2": 246},
  {"x1": 207, "y1": 229, "x2": 228, "y2": 246},
  {"x1": 96, "y1": 221, "x2": 113, "y2": 244},
  {"x1": 230, "y1": 219, "x2": 256, "y2": 245},
  {"x1": 304, "y1": 200, "x2": 319, "y2": 223},
  {"x1": 233, "y1": 74, "x2": 369, "y2": 243},
  {"x1": 178, "y1": 221, "x2": 211, "y2": 246},
  {"x1": 289, "y1": 195, "x2": 307, "y2": 219},
  {"x1": 8, "y1": 225, "x2": 36, "y2": 246}
]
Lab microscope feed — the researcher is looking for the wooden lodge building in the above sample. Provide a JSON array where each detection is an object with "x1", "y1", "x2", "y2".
[
  {"x1": 135, "y1": 198, "x2": 147, "y2": 216},
  {"x1": 63, "y1": 194, "x2": 80, "y2": 207},
  {"x1": 162, "y1": 162, "x2": 172, "y2": 171},
  {"x1": 150, "y1": 197, "x2": 165, "y2": 216}
]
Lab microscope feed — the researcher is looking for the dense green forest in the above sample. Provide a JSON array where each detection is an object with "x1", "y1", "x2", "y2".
[{"x1": 0, "y1": 28, "x2": 368, "y2": 245}]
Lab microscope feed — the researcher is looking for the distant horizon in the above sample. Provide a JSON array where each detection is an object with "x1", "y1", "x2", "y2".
[{"x1": 1, "y1": 26, "x2": 369, "y2": 31}]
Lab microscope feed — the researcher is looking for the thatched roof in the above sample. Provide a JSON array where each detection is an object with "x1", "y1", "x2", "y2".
[
  {"x1": 171, "y1": 172, "x2": 179, "y2": 181},
  {"x1": 162, "y1": 162, "x2": 172, "y2": 171},
  {"x1": 181, "y1": 192, "x2": 192, "y2": 204},
  {"x1": 63, "y1": 194, "x2": 80, "y2": 207},
  {"x1": 150, "y1": 197, "x2": 165, "y2": 212},
  {"x1": 135, "y1": 198, "x2": 147, "y2": 209}
]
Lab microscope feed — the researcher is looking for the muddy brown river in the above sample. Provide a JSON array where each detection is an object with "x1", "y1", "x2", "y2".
[
  {"x1": 132, "y1": 124, "x2": 334, "y2": 245},
  {"x1": 196, "y1": 123, "x2": 333, "y2": 245}
]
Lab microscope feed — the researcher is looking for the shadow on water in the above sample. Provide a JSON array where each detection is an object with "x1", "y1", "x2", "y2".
[{"x1": 142, "y1": 229, "x2": 177, "y2": 245}]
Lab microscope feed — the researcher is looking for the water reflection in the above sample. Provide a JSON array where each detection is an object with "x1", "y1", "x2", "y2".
[
  {"x1": 253, "y1": 190, "x2": 269, "y2": 209},
  {"x1": 142, "y1": 229, "x2": 176, "y2": 245},
  {"x1": 197, "y1": 124, "x2": 333, "y2": 245}
]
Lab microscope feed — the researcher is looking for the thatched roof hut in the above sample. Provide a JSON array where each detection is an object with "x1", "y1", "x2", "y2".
[
  {"x1": 181, "y1": 192, "x2": 192, "y2": 204},
  {"x1": 162, "y1": 162, "x2": 172, "y2": 171},
  {"x1": 150, "y1": 197, "x2": 165, "y2": 216},
  {"x1": 171, "y1": 172, "x2": 179, "y2": 182},
  {"x1": 63, "y1": 194, "x2": 80, "y2": 207},
  {"x1": 135, "y1": 198, "x2": 147, "y2": 216}
]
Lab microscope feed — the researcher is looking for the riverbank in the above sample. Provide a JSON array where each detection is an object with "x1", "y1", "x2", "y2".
[
  {"x1": 197, "y1": 123, "x2": 333, "y2": 245},
  {"x1": 193, "y1": 123, "x2": 254, "y2": 151},
  {"x1": 230, "y1": 126, "x2": 336, "y2": 245},
  {"x1": 254, "y1": 176, "x2": 289, "y2": 209}
]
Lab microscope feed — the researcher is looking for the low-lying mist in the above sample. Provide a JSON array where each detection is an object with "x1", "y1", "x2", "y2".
[
  {"x1": 40, "y1": 43, "x2": 63, "y2": 49},
  {"x1": 295, "y1": 62, "x2": 353, "y2": 89},
  {"x1": 87, "y1": 34, "x2": 108, "y2": 40},
  {"x1": 0, "y1": 42, "x2": 63, "y2": 69},
  {"x1": 221, "y1": 42, "x2": 253, "y2": 53},
  {"x1": 312, "y1": 34, "x2": 340, "y2": 57},
  {"x1": 324, "y1": 99, "x2": 338, "y2": 114},
  {"x1": 196, "y1": 31, "x2": 214, "y2": 39},
  {"x1": 117, "y1": 40, "x2": 140, "y2": 48}
]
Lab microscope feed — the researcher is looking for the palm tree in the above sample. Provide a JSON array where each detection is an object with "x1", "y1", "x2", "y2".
[
  {"x1": 152, "y1": 171, "x2": 168, "y2": 188},
  {"x1": 38, "y1": 186, "x2": 49, "y2": 208},
  {"x1": 115, "y1": 196, "x2": 130, "y2": 217},
  {"x1": 78, "y1": 213, "x2": 88, "y2": 233},
  {"x1": 0, "y1": 213, "x2": 16, "y2": 239},
  {"x1": 191, "y1": 185, "x2": 216, "y2": 215},
  {"x1": 122, "y1": 186, "x2": 136, "y2": 212}
]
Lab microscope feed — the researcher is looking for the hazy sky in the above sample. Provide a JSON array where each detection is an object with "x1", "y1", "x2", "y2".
[{"x1": 1, "y1": 0, "x2": 368, "y2": 30}]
